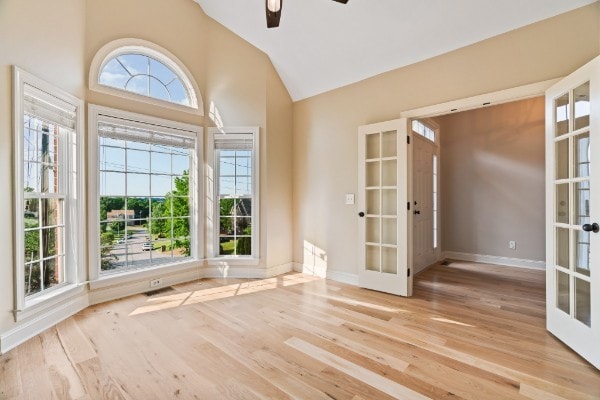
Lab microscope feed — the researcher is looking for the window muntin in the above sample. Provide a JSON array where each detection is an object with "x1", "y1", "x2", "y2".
[
  {"x1": 412, "y1": 120, "x2": 435, "y2": 142},
  {"x1": 99, "y1": 53, "x2": 191, "y2": 107},
  {"x1": 217, "y1": 149, "x2": 253, "y2": 256},
  {"x1": 97, "y1": 120, "x2": 195, "y2": 274},
  {"x1": 23, "y1": 117, "x2": 67, "y2": 296}
]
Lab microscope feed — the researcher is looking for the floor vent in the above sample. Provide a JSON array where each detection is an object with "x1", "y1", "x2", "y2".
[{"x1": 144, "y1": 286, "x2": 175, "y2": 297}]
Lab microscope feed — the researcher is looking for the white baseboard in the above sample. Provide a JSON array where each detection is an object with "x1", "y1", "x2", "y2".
[
  {"x1": 203, "y1": 262, "x2": 293, "y2": 279},
  {"x1": 444, "y1": 251, "x2": 546, "y2": 270},
  {"x1": 326, "y1": 270, "x2": 359, "y2": 286},
  {"x1": 293, "y1": 262, "x2": 327, "y2": 278},
  {"x1": 0, "y1": 293, "x2": 89, "y2": 355},
  {"x1": 89, "y1": 267, "x2": 202, "y2": 305}
]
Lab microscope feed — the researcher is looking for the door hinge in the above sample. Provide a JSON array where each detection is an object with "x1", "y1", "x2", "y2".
[
  {"x1": 407, "y1": 136, "x2": 410, "y2": 144},
  {"x1": 407, "y1": 202, "x2": 410, "y2": 210},
  {"x1": 407, "y1": 269, "x2": 411, "y2": 277}
]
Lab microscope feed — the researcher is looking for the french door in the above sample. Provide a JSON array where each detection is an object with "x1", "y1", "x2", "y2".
[
  {"x1": 357, "y1": 119, "x2": 411, "y2": 296},
  {"x1": 546, "y1": 56, "x2": 600, "y2": 369}
]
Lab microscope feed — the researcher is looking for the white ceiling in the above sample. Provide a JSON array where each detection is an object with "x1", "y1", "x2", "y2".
[{"x1": 195, "y1": 0, "x2": 597, "y2": 101}]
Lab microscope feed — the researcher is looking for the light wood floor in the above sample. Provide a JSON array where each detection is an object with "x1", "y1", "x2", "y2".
[{"x1": 1, "y1": 261, "x2": 599, "y2": 400}]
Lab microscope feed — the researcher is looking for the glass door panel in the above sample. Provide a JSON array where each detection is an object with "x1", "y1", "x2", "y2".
[{"x1": 547, "y1": 58, "x2": 599, "y2": 368}]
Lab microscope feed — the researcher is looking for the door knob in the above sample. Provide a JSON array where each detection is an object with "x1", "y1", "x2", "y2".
[
  {"x1": 582, "y1": 223, "x2": 599, "y2": 233},
  {"x1": 358, "y1": 212, "x2": 365, "y2": 217}
]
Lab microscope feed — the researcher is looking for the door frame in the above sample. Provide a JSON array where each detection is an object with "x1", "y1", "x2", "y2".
[{"x1": 399, "y1": 78, "x2": 560, "y2": 285}]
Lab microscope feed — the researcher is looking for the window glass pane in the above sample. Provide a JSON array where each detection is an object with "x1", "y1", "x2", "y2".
[
  {"x1": 126, "y1": 75, "x2": 150, "y2": 97},
  {"x1": 128, "y1": 173, "x2": 150, "y2": 197},
  {"x1": 99, "y1": 58, "x2": 130, "y2": 88},
  {"x1": 220, "y1": 156, "x2": 236, "y2": 176},
  {"x1": 149, "y1": 77, "x2": 170, "y2": 102},
  {"x1": 24, "y1": 161, "x2": 38, "y2": 192},
  {"x1": 100, "y1": 172, "x2": 126, "y2": 196},
  {"x1": 237, "y1": 198, "x2": 252, "y2": 217},
  {"x1": 151, "y1": 174, "x2": 171, "y2": 197},
  {"x1": 574, "y1": 133, "x2": 590, "y2": 178},
  {"x1": 172, "y1": 196, "x2": 190, "y2": 218},
  {"x1": 555, "y1": 93, "x2": 570, "y2": 136},
  {"x1": 172, "y1": 153, "x2": 190, "y2": 175},
  {"x1": 237, "y1": 217, "x2": 252, "y2": 235},
  {"x1": 219, "y1": 177, "x2": 235, "y2": 196},
  {"x1": 151, "y1": 151, "x2": 171, "y2": 174},
  {"x1": 127, "y1": 149, "x2": 150, "y2": 174},
  {"x1": 118, "y1": 54, "x2": 147, "y2": 77},
  {"x1": 220, "y1": 198, "x2": 235, "y2": 217},
  {"x1": 557, "y1": 270, "x2": 570, "y2": 315},
  {"x1": 574, "y1": 82, "x2": 590, "y2": 131},
  {"x1": 220, "y1": 217, "x2": 235, "y2": 235},
  {"x1": 100, "y1": 146, "x2": 126, "y2": 172},
  {"x1": 168, "y1": 79, "x2": 189, "y2": 106},
  {"x1": 149, "y1": 57, "x2": 175, "y2": 84},
  {"x1": 235, "y1": 177, "x2": 252, "y2": 196},
  {"x1": 150, "y1": 198, "x2": 167, "y2": 219},
  {"x1": 575, "y1": 278, "x2": 591, "y2": 327},
  {"x1": 24, "y1": 262, "x2": 41, "y2": 296}
]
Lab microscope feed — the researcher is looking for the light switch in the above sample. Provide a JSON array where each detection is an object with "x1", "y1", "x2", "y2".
[{"x1": 345, "y1": 193, "x2": 355, "y2": 205}]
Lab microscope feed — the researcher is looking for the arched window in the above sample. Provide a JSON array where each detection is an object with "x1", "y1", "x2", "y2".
[{"x1": 90, "y1": 39, "x2": 203, "y2": 115}]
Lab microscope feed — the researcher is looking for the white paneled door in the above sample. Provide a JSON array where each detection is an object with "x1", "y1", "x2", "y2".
[
  {"x1": 358, "y1": 119, "x2": 411, "y2": 296},
  {"x1": 546, "y1": 56, "x2": 600, "y2": 369}
]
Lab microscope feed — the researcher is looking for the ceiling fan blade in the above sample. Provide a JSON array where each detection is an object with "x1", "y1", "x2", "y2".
[
  {"x1": 266, "y1": 0, "x2": 282, "y2": 28},
  {"x1": 332, "y1": 0, "x2": 349, "y2": 3}
]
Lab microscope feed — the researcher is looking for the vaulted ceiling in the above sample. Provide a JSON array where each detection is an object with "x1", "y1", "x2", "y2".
[{"x1": 195, "y1": 0, "x2": 597, "y2": 101}]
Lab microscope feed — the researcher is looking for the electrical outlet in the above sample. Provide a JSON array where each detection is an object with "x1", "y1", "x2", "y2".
[
  {"x1": 509, "y1": 241, "x2": 516, "y2": 250},
  {"x1": 150, "y1": 278, "x2": 162, "y2": 288},
  {"x1": 345, "y1": 193, "x2": 355, "y2": 205}
]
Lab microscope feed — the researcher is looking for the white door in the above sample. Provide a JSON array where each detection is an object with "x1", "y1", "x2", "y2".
[
  {"x1": 412, "y1": 133, "x2": 439, "y2": 272},
  {"x1": 546, "y1": 55, "x2": 600, "y2": 369},
  {"x1": 358, "y1": 119, "x2": 411, "y2": 296}
]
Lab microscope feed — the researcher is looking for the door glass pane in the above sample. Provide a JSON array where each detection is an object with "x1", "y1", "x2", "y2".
[
  {"x1": 366, "y1": 133, "x2": 379, "y2": 159},
  {"x1": 555, "y1": 93, "x2": 570, "y2": 136},
  {"x1": 381, "y1": 131, "x2": 396, "y2": 158},
  {"x1": 575, "y1": 278, "x2": 591, "y2": 327},
  {"x1": 382, "y1": 218, "x2": 397, "y2": 245},
  {"x1": 556, "y1": 227, "x2": 570, "y2": 268},
  {"x1": 575, "y1": 230, "x2": 591, "y2": 277},
  {"x1": 366, "y1": 189, "x2": 380, "y2": 215},
  {"x1": 556, "y1": 183, "x2": 569, "y2": 224},
  {"x1": 382, "y1": 160, "x2": 396, "y2": 186},
  {"x1": 574, "y1": 82, "x2": 590, "y2": 131},
  {"x1": 556, "y1": 139, "x2": 569, "y2": 180},
  {"x1": 382, "y1": 189, "x2": 397, "y2": 215},
  {"x1": 557, "y1": 270, "x2": 570, "y2": 314},
  {"x1": 382, "y1": 247, "x2": 397, "y2": 274},
  {"x1": 574, "y1": 133, "x2": 590, "y2": 177},
  {"x1": 366, "y1": 161, "x2": 380, "y2": 187},
  {"x1": 366, "y1": 217, "x2": 380, "y2": 243},
  {"x1": 574, "y1": 181, "x2": 590, "y2": 225},
  {"x1": 366, "y1": 245, "x2": 380, "y2": 272}
]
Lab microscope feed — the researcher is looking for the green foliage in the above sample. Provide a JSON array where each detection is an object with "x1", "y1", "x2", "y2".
[
  {"x1": 236, "y1": 237, "x2": 251, "y2": 255},
  {"x1": 110, "y1": 220, "x2": 125, "y2": 233}
]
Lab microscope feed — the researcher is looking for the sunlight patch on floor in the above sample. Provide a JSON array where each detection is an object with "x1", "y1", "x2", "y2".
[{"x1": 129, "y1": 273, "x2": 322, "y2": 316}]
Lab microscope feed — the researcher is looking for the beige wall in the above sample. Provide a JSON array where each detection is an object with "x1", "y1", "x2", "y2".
[
  {"x1": 0, "y1": 0, "x2": 86, "y2": 339},
  {"x1": 292, "y1": 3, "x2": 600, "y2": 276},
  {"x1": 437, "y1": 97, "x2": 546, "y2": 261},
  {"x1": 0, "y1": 0, "x2": 293, "y2": 336}
]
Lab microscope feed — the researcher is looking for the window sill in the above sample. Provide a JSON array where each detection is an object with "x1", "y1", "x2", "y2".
[
  {"x1": 89, "y1": 259, "x2": 201, "y2": 291},
  {"x1": 16, "y1": 283, "x2": 86, "y2": 322}
]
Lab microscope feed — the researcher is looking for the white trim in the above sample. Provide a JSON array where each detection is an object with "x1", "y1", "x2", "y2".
[
  {"x1": 444, "y1": 251, "x2": 546, "y2": 270},
  {"x1": 327, "y1": 270, "x2": 359, "y2": 286},
  {"x1": 207, "y1": 126, "x2": 260, "y2": 260},
  {"x1": 401, "y1": 78, "x2": 561, "y2": 119},
  {"x1": 203, "y1": 262, "x2": 292, "y2": 279},
  {"x1": 87, "y1": 104, "x2": 203, "y2": 286},
  {"x1": 89, "y1": 38, "x2": 204, "y2": 116},
  {"x1": 89, "y1": 266, "x2": 202, "y2": 305},
  {"x1": 0, "y1": 292, "x2": 88, "y2": 355},
  {"x1": 12, "y1": 66, "x2": 86, "y2": 321},
  {"x1": 293, "y1": 262, "x2": 327, "y2": 278}
]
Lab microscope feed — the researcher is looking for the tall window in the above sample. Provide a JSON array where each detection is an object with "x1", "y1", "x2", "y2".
[
  {"x1": 90, "y1": 107, "x2": 200, "y2": 276},
  {"x1": 210, "y1": 129, "x2": 259, "y2": 258},
  {"x1": 14, "y1": 67, "x2": 84, "y2": 310}
]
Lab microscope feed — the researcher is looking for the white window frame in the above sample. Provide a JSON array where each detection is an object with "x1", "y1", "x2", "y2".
[
  {"x1": 207, "y1": 127, "x2": 260, "y2": 262},
  {"x1": 12, "y1": 67, "x2": 86, "y2": 321},
  {"x1": 88, "y1": 105, "x2": 203, "y2": 287},
  {"x1": 412, "y1": 118, "x2": 439, "y2": 144},
  {"x1": 89, "y1": 38, "x2": 204, "y2": 116}
]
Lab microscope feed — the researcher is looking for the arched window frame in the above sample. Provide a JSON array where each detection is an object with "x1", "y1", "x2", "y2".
[{"x1": 89, "y1": 38, "x2": 204, "y2": 116}]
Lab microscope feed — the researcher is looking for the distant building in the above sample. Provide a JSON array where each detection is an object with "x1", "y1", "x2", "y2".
[{"x1": 106, "y1": 210, "x2": 135, "y2": 225}]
